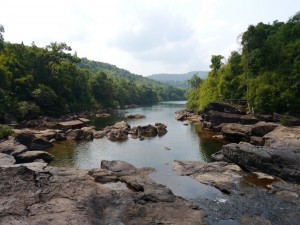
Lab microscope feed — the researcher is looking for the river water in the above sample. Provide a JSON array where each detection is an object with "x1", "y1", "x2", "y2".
[{"x1": 48, "y1": 101, "x2": 225, "y2": 200}]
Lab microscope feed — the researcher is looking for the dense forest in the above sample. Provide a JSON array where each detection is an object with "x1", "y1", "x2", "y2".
[
  {"x1": 187, "y1": 12, "x2": 300, "y2": 115},
  {"x1": 0, "y1": 27, "x2": 185, "y2": 123}
]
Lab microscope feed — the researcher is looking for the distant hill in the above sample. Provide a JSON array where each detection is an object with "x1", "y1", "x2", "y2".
[{"x1": 148, "y1": 71, "x2": 208, "y2": 89}]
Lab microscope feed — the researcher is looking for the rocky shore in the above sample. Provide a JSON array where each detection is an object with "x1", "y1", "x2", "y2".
[{"x1": 1, "y1": 102, "x2": 300, "y2": 224}]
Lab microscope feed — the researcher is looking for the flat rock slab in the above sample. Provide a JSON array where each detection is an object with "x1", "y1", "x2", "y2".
[
  {"x1": 263, "y1": 126, "x2": 300, "y2": 150},
  {"x1": 0, "y1": 161, "x2": 206, "y2": 225},
  {"x1": 222, "y1": 142, "x2": 300, "y2": 183},
  {"x1": 172, "y1": 160, "x2": 245, "y2": 193},
  {"x1": 0, "y1": 138, "x2": 27, "y2": 156}
]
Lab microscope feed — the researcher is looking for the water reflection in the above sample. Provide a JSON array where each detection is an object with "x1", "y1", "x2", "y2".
[{"x1": 48, "y1": 101, "x2": 225, "y2": 169}]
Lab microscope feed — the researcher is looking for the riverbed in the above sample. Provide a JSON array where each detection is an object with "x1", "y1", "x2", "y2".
[{"x1": 48, "y1": 101, "x2": 225, "y2": 200}]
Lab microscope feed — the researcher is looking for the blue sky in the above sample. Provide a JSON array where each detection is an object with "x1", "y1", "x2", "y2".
[{"x1": 1, "y1": 0, "x2": 299, "y2": 75}]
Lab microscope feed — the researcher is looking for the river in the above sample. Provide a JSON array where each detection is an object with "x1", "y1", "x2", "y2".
[{"x1": 48, "y1": 101, "x2": 225, "y2": 200}]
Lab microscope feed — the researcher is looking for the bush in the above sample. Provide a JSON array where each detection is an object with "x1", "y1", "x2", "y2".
[{"x1": 0, "y1": 125, "x2": 14, "y2": 139}]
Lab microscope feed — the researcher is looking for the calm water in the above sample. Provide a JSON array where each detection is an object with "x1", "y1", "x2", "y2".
[{"x1": 48, "y1": 101, "x2": 225, "y2": 200}]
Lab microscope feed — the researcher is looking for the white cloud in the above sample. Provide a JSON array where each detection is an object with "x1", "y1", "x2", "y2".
[{"x1": 1, "y1": 0, "x2": 299, "y2": 75}]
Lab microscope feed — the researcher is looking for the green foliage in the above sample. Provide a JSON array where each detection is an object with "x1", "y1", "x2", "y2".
[
  {"x1": 280, "y1": 113, "x2": 292, "y2": 127},
  {"x1": 0, "y1": 125, "x2": 14, "y2": 139},
  {"x1": 0, "y1": 38, "x2": 185, "y2": 122},
  {"x1": 187, "y1": 11, "x2": 300, "y2": 115}
]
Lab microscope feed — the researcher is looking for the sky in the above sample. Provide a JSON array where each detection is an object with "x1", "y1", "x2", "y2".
[{"x1": 1, "y1": 0, "x2": 299, "y2": 76}]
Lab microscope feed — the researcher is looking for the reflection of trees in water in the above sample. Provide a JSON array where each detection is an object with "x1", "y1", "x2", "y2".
[{"x1": 192, "y1": 124, "x2": 224, "y2": 162}]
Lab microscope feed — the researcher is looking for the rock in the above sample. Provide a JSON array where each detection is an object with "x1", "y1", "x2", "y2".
[
  {"x1": 0, "y1": 138, "x2": 27, "y2": 156},
  {"x1": 31, "y1": 138, "x2": 54, "y2": 150},
  {"x1": 0, "y1": 153, "x2": 16, "y2": 165},
  {"x1": 108, "y1": 129, "x2": 128, "y2": 141},
  {"x1": 183, "y1": 122, "x2": 189, "y2": 126},
  {"x1": 240, "y1": 215, "x2": 272, "y2": 225},
  {"x1": 255, "y1": 114, "x2": 274, "y2": 122},
  {"x1": 101, "y1": 160, "x2": 136, "y2": 172},
  {"x1": 251, "y1": 121, "x2": 279, "y2": 137},
  {"x1": 206, "y1": 112, "x2": 259, "y2": 127},
  {"x1": 126, "y1": 114, "x2": 145, "y2": 119},
  {"x1": 1, "y1": 163, "x2": 207, "y2": 224},
  {"x1": 210, "y1": 151, "x2": 225, "y2": 162},
  {"x1": 221, "y1": 123, "x2": 253, "y2": 142},
  {"x1": 222, "y1": 142, "x2": 300, "y2": 182},
  {"x1": 263, "y1": 126, "x2": 300, "y2": 150},
  {"x1": 113, "y1": 121, "x2": 130, "y2": 130},
  {"x1": 203, "y1": 102, "x2": 245, "y2": 115},
  {"x1": 172, "y1": 160, "x2": 244, "y2": 193},
  {"x1": 175, "y1": 113, "x2": 187, "y2": 121},
  {"x1": 65, "y1": 129, "x2": 93, "y2": 141},
  {"x1": 95, "y1": 113, "x2": 111, "y2": 118},
  {"x1": 15, "y1": 151, "x2": 54, "y2": 163},
  {"x1": 14, "y1": 131, "x2": 36, "y2": 149},
  {"x1": 156, "y1": 124, "x2": 168, "y2": 136},
  {"x1": 250, "y1": 136, "x2": 264, "y2": 146}
]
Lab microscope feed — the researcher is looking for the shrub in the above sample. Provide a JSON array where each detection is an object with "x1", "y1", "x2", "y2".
[{"x1": 0, "y1": 125, "x2": 14, "y2": 139}]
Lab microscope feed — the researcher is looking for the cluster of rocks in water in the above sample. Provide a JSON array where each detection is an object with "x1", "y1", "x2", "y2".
[{"x1": 176, "y1": 102, "x2": 300, "y2": 183}]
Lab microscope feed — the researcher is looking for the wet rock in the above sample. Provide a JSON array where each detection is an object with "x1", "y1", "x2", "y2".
[
  {"x1": 0, "y1": 153, "x2": 16, "y2": 165},
  {"x1": 156, "y1": 124, "x2": 168, "y2": 136},
  {"x1": 222, "y1": 142, "x2": 300, "y2": 183},
  {"x1": 0, "y1": 138, "x2": 27, "y2": 156},
  {"x1": 221, "y1": 123, "x2": 253, "y2": 142},
  {"x1": 203, "y1": 102, "x2": 245, "y2": 115},
  {"x1": 15, "y1": 151, "x2": 54, "y2": 163},
  {"x1": 126, "y1": 114, "x2": 145, "y2": 119},
  {"x1": 172, "y1": 160, "x2": 244, "y2": 193}
]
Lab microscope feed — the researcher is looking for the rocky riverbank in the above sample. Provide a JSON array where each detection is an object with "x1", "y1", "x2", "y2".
[
  {"x1": 1, "y1": 102, "x2": 300, "y2": 224},
  {"x1": 0, "y1": 160, "x2": 206, "y2": 225}
]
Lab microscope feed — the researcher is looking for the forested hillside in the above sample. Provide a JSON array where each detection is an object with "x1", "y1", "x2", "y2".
[
  {"x1": 187, "y1": 12, "x2": 300, "y2": 115},
  {"x1": 148, "y1": 71, "x2": 208, "y2": 89},
  {"x1": 0, "y1": 27, "x2": 185, "y2": 123}
]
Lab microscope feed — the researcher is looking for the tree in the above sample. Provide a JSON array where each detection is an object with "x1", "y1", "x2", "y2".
[
  {"x1": 0, "y1": 25, "x2": 4, "y2": 50},
  {"x1": 210, "y1": 55, "x2": 224, "y2": 73}
]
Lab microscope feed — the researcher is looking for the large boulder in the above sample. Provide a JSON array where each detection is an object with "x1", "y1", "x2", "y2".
[
  {"x1": 203, "y1": 102, "x2": 246, "y2": 115},
  {"x1": 14, "y1": 132, "x2": 36, "y2": 149},
  {"x1": 222, "y1": 142, "x2": 300, "y2": 183},
  {"x1": 101, "y1": 160, "x2": 136, "y2": 172},
  {"x1": 15, "y1": 151, "x2": 54, "y2": 163},
  {"x1": 251, "y1": 121, "x2": 279, "y2": 137},
  {"x1": 221, "y1": 123, "x2": 253, "y2": 142},
  {"x1": 14, "y1": 131, "x2": 53, "y2": 150}
]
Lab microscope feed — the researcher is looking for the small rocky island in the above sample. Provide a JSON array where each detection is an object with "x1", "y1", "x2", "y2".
[{"x1": 1, "y1": 103, "x2": 300, "y2": 224}]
